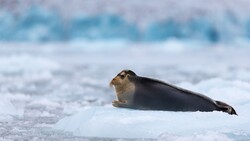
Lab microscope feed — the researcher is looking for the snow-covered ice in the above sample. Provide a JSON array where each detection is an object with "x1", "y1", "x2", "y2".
[
  {"x1": 0, "y1": 96, "x2": 23, "y2": 121},
  {"x1": 54, "y1": 107, "x2": 249, "y2": 139},
  {"x1": 54, "y1": 79, "x2": 250, "y2": 139},
  {"x1": 0, "y1": 42, "x2": 250, "y2": 140},
  {"x1": 158, "y1": 132, "x2": 235, "y2": 141}
]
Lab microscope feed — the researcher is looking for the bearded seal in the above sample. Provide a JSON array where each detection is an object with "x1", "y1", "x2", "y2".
[{"x1": 110, "y1": 70, "x2": 237, "y2": 115}]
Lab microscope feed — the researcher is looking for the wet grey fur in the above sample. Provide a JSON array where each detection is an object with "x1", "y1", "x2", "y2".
[{"x1": 114, "y1": 70, "x2": 237, "y2": 115}]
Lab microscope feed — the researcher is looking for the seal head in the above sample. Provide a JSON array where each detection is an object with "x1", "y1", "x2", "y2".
[
  {"x1": 110, "y1": 70, "x2": 137, "y2": 108},
  {"x1": 110, "y1": 70, "x2": 136, "y2": 86}
]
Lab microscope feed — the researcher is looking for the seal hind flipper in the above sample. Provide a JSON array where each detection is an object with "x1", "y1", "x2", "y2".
[{"x1": 215, "y1": 101, "x2": 237, "y2": 115}]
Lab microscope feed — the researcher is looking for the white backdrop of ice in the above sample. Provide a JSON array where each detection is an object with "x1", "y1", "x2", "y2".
[
  {"x1": 0, "y1": 55, "x2": 59, "y2": 73},
  {"x1": 0, "y1": 42, "x2": 250, "y2": 140},
  {"x1": 0, "y1": 96, "x2": 23, "y2": 121},
  {"x1": 54, "y1": 79, "x2": 250, "y2": 139},
  {"x1": 158, "y1": 132, "x2": 234, "y2": 141}
]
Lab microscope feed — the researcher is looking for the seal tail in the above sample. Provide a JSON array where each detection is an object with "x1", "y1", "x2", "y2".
[{"x1": 215, "y1": 101, "x2": 237, "y2": 115}]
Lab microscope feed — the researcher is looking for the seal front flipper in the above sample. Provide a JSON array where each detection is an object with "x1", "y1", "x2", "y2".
[
  {"x1": 215, "y1": 101, "x2": 237, "y2": 115},
  {"x1": 112, "y1": 100, "x2": 131, "y2": 108}
]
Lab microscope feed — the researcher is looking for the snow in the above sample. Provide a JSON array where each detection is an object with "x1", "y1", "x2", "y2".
[
  {"x1": 54, "y1": 79, "x2": 250, "y2": 139},
  {"x1": 158, "y1": 132, "x2": 235, "y2": 141},
  {"x1": 0, "y1": 55, "x2": 59, "y2": 73},
  {"x1": 0, "y1": 96, "x2": 23, "y2": 121},
  {"x1": 0, "y1": 42, "x2": 249, "y2": 140}
]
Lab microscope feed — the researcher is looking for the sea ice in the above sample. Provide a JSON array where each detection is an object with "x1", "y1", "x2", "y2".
[
  {"x1": 54, "y1": 79, "x2": 250, "y2": 139},
  {"x1": 0, "y1": 42, "x2": 249, "y2": 140},
  {"x1": 54, "y1": 106, "x2": 249, "y2": 139},
  {"x1": 158, "y1": 132, "x2": 235, "y2": 141},
  {"x1": 0, "y1": 96, "x2": 23, "y2": 121}
]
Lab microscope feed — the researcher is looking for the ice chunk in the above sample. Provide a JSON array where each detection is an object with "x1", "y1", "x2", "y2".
[
  {"x1": 54, "y1": 106, "x2": 249, "y2": 139},
  {"x1": 54, "y1": 78, "x2": 250, "y2": 139}
]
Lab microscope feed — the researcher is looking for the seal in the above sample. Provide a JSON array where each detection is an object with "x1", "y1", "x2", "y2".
[{"x1": 110, "y1": 70, "x2": 237, "y2": 115}]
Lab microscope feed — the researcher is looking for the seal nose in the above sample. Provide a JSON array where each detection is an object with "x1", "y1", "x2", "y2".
[{"x1": 109, "y1": 78, "x2": 115, "y2": 87}]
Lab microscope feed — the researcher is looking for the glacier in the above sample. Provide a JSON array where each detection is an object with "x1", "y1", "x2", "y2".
[{"x1": 1, "y1": 0, "x2": 250, "y2": 43}]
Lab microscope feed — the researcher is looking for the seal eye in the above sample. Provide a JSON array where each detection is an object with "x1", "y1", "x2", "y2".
[{"x1": 120, "y1": 74, "x2": 125, "y2": 79}]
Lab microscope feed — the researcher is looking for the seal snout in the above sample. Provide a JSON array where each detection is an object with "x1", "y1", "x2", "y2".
[
  {"x1": 109, "y1": 78, "x2": 115, "y2": 87},
  {"x1": 110, "y1": 77, "x2": 120, "y2": 87}
]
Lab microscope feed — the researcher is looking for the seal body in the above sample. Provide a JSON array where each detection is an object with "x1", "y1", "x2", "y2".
[{"x1": 110, "y1": 70, "x2": 237, "y2": 115}]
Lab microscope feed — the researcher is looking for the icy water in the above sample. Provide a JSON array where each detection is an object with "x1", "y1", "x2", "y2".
[{"x1": 0, "y1": 42, "x2": 250, "y2": 140}]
